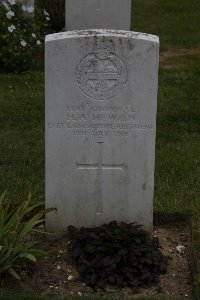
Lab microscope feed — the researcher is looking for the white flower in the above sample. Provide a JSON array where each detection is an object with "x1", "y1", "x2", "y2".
[
  {"x1": 43, "y1": 9, "x2": 49, "y2": 16},
  {"x1": 26, "y1": 6, "x2": 34, "y2": 13},
  {"x1": 36, "y1": 40, "x2": 41, "y2": 46},
  {"x1": 7, "y1": 0, "x2": 16, "y2": 5},
  {"x1": 6, "y1": 10, "x2": 15, "y2": 19},
  {"x1": 8, "y1": 24, "x2": 16, "y2": 32},
  {"x1": 2, "y1": 1, "x2": 10, "y2": 10},
  {"x1": 67, "y1": 275, "x2": 73, "y2": 281},
  {"x1": 21, "y1": 4, "x2": 34, "y2": 13},
  {"x1": 32, "y1": 33, "x2": 36, "y2": 38},
  {"x1": 46, "y1": 16, "x2": 50, "y2": 21},
  {"x1": 56, "y1": 265, "x2": 61, "y2": 270},
  {"x1": 21, "y1": 4, "x2": 27, "y2": 12},
  {"x1": 20, "y1": 40, "x2": 27, "y2": 47}
]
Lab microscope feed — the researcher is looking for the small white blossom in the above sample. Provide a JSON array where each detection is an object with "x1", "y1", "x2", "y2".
[
  {"x1": 7, "y1": 0, "x2": 16, "y2": 5},
  {"x1": 32, "y1": 33, "x2": 36, "y2": 38},
  {"x1": 21, "y1": 4, "x2": 34, "y2": 13},
  {"x1": 46, "y1": 16, "x2": 50, "y2": 21},
  {"x1": 21, "y1": 4, "x2": 27, "y2": 12},
  {"x1": 8, "y1": 24, "x2": 16, "y2": 32},
  {"x1": 56, "y1": 265, "x2": 61, "y2": 270},
  {"x1": 6, "y1": 10, "x2": 15, "y2": 19},
  {"x1": 2, "y1": 1, "x2": 10, "y2": 10},
  {"x1": 36, "y1": 40, "x2": 41, "y2": 46},
  {"x1": 43, "y1": 9, "x2": 49, "y2": 16},
  {"x1": 26, "y1": 5, "x2": 34, "y2": 13},
  {"x1": 20, "y1": 40, "x2": 27, "y2": 47},
  {"x1": 68, "y1": 275, "x2": 73, "y2": 281}
]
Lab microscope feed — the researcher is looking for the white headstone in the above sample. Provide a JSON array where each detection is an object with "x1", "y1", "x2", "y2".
[
  {"x1": 65, "y1": 0, "x2": 131, "y2": 30},
  {"x1": 45, "y1": 30, "x2": 159, "y2": 235}
]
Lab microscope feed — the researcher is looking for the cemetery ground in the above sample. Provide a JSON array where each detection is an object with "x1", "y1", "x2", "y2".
[
  {"x1": 0, "y1": 0, "x2": 200, "y2": 299},
  {"x1": 1, "y1": 49, "x2": 200, "y2": 300}
]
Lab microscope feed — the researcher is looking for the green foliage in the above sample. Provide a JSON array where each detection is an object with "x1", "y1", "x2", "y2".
[
  {"x1": 0, "y1": 192, "x2": 47, "y2": 279},
  {"x1": 0, "y1": 0, "x2": 50, "y2": 73},
  {"x1": 35, "y1": 0, "x2": 65, "y2": 32}
]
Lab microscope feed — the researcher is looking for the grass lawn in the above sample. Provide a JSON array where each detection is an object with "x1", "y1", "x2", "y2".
[
  {"x1": 0, "y1": 0, "x2": 200, "y2": 299},
  {"x1": 0, "y1": 72, "x2": 44, "y2": 203},
  {"x1": 132, "y1": 0, "x2": 200, "y2": 50}
]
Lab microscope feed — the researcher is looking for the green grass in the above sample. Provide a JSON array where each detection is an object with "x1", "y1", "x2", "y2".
[
  {"x1": 155, "y1": 62, "x2": 200, "y2": 217},
  {"x1": 132, "y1": 0, "x2": 200, "y2": 50},
  {"x1": 0, "y1": 72, "x2": 44, "y2": 203}
]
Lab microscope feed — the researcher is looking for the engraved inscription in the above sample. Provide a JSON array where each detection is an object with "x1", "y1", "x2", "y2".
[
  {"x1": 77, "y1": 43, "x2": 128, "y2": 100},
  {"x1": 47, "y1": 104, "x2": 153, "y2": 138},
  {"x1": 76, "y1": 142, "x2": 125, "y2": 214}
]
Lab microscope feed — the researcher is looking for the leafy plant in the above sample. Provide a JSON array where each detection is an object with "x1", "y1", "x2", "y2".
[
  {"x1": 35, "y1": 0, "x2": 65, "y2": 32},
  {"x1": 0, "y1": 192, "x2": 48, "y2": 279},
  {"x1": 0, "y1": 0, "x2": 50, "y2": 73},
  {"x1": 68, "y1": 221, "x2": 169, "y2": 290}
]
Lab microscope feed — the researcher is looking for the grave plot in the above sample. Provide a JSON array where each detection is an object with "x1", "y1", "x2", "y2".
[
  {"x1": 45, "y1": 30, "x2": 159, "y2": 235},
  {"x1": 0, "y1": 223, "x2": 193, "y2": 299}
]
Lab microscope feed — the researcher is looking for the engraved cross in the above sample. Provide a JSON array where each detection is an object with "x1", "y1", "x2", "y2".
[{"x1": 76, "y1": 142, "x2": 125, "y2": 214}]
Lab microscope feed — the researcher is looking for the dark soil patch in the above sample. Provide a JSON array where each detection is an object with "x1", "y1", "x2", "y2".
[
  {"x1": 68, "y1": 222, "x2": 168, "y2": 291},
  {"x1": 161, "y1": 48, "x2": 200, "y2": 57},
  {"x1": 0, "y1": 222, "x2": 193, "y2": 299},
  {"x1": 160, "y1": 47, "x2": 200, "y2": 68}
]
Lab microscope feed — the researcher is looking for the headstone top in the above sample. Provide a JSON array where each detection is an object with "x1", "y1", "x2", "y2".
[{"x1": 46, "y1": 30, "x2": 159, "y2": 44}]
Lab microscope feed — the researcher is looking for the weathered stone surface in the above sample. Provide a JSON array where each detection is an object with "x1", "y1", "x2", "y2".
[
  {"x1": 65, "y1": 0, "x2": 131, "y2": 30},
  {"x1": 45, "y1": 30, "x2": 159, "y2": 234}
]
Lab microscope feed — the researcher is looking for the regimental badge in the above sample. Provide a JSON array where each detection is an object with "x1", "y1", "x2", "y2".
[{"x1": 77, "y1": 43, "x2": 128, "y2": 100}]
